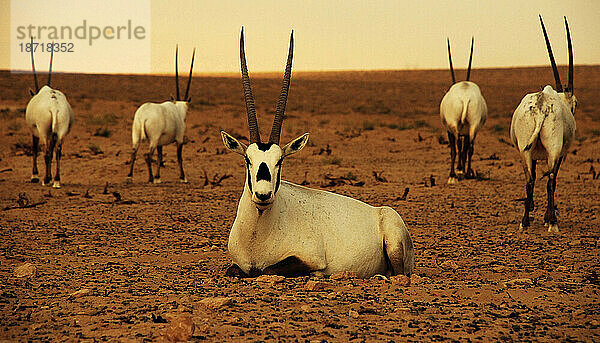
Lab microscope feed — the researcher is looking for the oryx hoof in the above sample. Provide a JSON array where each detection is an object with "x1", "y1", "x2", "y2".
[
  {"x1": 52, "y1": 181, "x2": 61, "y2": 189},
  {"x1": 126, "y1": 176, "x2": 133, "y2": 184},
  {"x1": 31, "y1": 175, "x2": 40, "y2": 183},
  {"x1": 544, "y1": 222, "x2": 549, "y2": 227},
  {"x1": 153, "y1": 178, "x2": 162, "y2": 184},
  {"x1": 447, "y1": 177, "x2": 458, "y2": 185},
  {"x1": 42, "y1": 178, "x2": 52, "y2": 186},
  {"x1": 547, "y1": 224, "x2": 559, "y2": 233},
  {"x1": 180, "y1": 178, "x2": 189, "y2": 184}
]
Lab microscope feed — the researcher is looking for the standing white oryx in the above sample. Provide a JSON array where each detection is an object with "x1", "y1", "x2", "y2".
[
  {"x1": 25, "y1": 38, "x2": 74, "y2": 188},
  {"x1": 220, "y1": 28, "x2": 415, "y2": 278},
  {"x1": 128, "y1": 46, "x2": 195, "y2": 183},
  {"x1": 440, "y1": 37, "x2": 488, "y2": 184},
  {"x1": 510, "y1": 16, "x2": 577, "y2": 233}
]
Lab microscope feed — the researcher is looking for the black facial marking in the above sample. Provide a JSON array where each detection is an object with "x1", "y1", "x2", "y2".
[
  {"x1": 246, "y1": 162, "x2": 253, "y2": 193},
  {"x1": 256, "y1": 142, "x2": 274, "y2": 151},
  {"x1": 226, "y1": 136, "x2": 239, "y2": 149},
  {"x1": 290, "y1": 137, "x2": 304, "y2": 151},
  {"x1": 257, "y1": 162, "x2": 271, "y2": 182},
  {"x1": 274, "y1": 163, "x2": 282, "y2": 193}
]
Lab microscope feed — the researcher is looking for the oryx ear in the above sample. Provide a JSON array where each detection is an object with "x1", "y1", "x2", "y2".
[
  {"x1": 29, "y1": 89, "x2": 35, "y2": 96},
  {"x1": 221, "y1": 130, "x2": 246, "y2": 155},
  {"x1": 170, "y1": 95, "x2": 176, "y2": 102},
  {"x1": 282, "y1": 133, "x2": 309, "y2": 157}
]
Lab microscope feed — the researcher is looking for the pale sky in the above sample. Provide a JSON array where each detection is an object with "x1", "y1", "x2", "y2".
[{"x1": 1, "y1": 0, "x2": 598, "y2": 74}]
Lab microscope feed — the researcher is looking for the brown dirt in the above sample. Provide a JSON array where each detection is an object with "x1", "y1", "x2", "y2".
[{"x1": 1, "y1": 67, "x2": 599, "y2": 342}]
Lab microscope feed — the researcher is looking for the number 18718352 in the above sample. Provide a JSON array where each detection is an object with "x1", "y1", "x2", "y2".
[{"x1": 19, "y1": 42, "x2": 75, "y2": 53}]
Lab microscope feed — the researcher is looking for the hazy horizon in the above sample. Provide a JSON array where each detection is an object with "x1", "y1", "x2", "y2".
[{"x1": 1, "y1": 0, "x2": 598, "y2": 74}]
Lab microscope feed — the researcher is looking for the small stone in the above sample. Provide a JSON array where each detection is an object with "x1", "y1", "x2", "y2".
[
  {"x1": 300, "y1": 304, "x2": 313, "y2": 312},
  {"x1": 14, "y1": 263, "x2": 36, "y2": 278},
  {"x1": 330, "y1": 271, "x2": 359, "y2": 280},
  {"x1": 164, "y1": 314, "x2": 195, "y2": 342},
  {"x1": 348, "y1": 309, "x2": 359, "y2": 318},
  {"x1": 304, "y1": 280, "x2": 328, "y2": 291},
  {"x1": 370, "y1": 274, "x2": 389, "y2": 281},
  {"x1": 504, "y1": 278, "x2": 533, "y2": 287},
  {"x1": 199, "y1": 297, "x2": 232, "y2": 309},
  {"x1": 440, "y1": 260, "x2": 459, "y2": 270},
  {"x1": 69, "y1": 288, "x2": 91, "y2": 299},
  {"x1": 390, "y1": 275, "x2": 411, "y2": 286},
  {"x1": 410, "y1": 274, "x2": 430, "y2": 284},
  {"x1": 395, "y1": 307, "x2": 411, "y2": 314},
  {"x1": 254, "y1": 275, "x2": 285, "y2": 283}
]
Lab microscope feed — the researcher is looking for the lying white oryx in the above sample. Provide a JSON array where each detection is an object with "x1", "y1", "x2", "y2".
[
  {"x1": 25, "y1": 38, "x2": 74, "y2": 188},
  {"x1": 128, "y1": 46, "x2": 195, "y2": 183},
  {"x1": 510, "y1": 16, "x2": 577, "y2": 233},
  {"x1": 221, "y1": 28, "x2": 414, "y2": 278},
  {"x1": 440, "y1": 37, "x2": 488, "y2": 184}
]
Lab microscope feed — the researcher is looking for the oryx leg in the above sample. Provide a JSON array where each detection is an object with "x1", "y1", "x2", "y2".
[
  {"x1": 42, "y1": 134, "x2": 56, "y2": 186},
  {"x1": 380, "y1": 207, "x2": 415, "y2": 276},
  {"x1": 177, "y1": 142, "x2": 188, "y2": 183},
  {"x1": 447, "y1": 132, "x2": 458, "y2": 184},
  {"x1": 225, "y1": 264, "x2": 250, "y2": 278},
  {"x1": 154, "y1": 146, "x2": 162, "y2": 183},
  {"x1": 465, "y1": 137, "x2": 475, "y2": 179},
  {"x1": 31, "y1": 135, "x2": 40, "y2": 183},
  {"x1": 520, "y1": 157, "x2": 536, "y2": 229},
  {"x1": 456, "y1": 135, "x2": 465, "y2": 174},
  {"x1": 544, "y1": 156, "x2": 563, "y2": 233},
  {"x1": 145, "y1": 144, "x2": 157, "y2": 183},
  {"x1": 127, "y1": 143, "x2": 139, "y2": 181},
  {"x1": 262, "y1": 256, "x2": 314, "y2": 277},
  {"x1": 53, "y1": 139, "x2": 63, "y2": 188}
]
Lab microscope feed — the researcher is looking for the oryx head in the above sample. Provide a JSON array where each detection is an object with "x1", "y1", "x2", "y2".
[
  {"x1": 446, "y1": 36, "x2": 474, "y2": 85},
  {"x1": 539, "y1": 15, "x2": 577, "y2": 115},
  {"x1": 172, "y1": 45, "x2": 195, "y2": 115},
  {"x1": 221, "y1": 27, "x2": 309, "y2": 210},
  {"x1": 28, "y1": 37, "x2": 53, "y2": 97}
]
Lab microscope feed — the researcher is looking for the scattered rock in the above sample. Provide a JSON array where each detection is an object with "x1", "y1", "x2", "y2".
[
  {"x1": 69, "y1": 288, "x2": 91, "y2": 299},
  {"x1": 395, "y1": 307, "x2": 411, "y2": 314},
  {"x1": 199, "y1": 297, "x2": 232, "y2": 309},
  {"x1": 348, "y1": 309, "x2": 359, "y2": 318},
  {"x1": 410, "y1": 274, "x2": 430, "y2": 284},
  {"x1": 390, "y1": 275, "x2": 411, "y2": 286},
  {"x1": 164, "y1": 314, "x2": 195, "y2": 342},
  {"x1": 440, "y1": 260, "x2": 459, "y2": 270},
  {"x1": 504, "y1": 278, "x2": 533, "y2": 287},
  {"x1": 254, "y1": 275, "x2": 285, "y2": 284},
  {"x1": 300, "y1": 304, "x2": 313, "y2": 313},
  {"x1": 14, "y1": 263, "x2": 36, "y2": 278},
  {"x1": 304, "y1": 280, "x2": 328, "y2": 291},
  {"x1": 370, "y1": 274, "x2": 389, "y2": 281},
  {"x1": 330, "y1": 271, "x2": 358, "y2": 280}
]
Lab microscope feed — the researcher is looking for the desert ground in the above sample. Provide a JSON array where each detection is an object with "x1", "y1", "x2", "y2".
[{"x1": 1, "y1": 66, "x2": 599, "y2": 341}]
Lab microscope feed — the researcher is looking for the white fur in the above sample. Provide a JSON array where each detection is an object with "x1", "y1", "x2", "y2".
[
  {"x1": 25, "y1": 85, "x2": 74, "y2": 187},
  {"x1": 129, "y1": 101, "x2": 189, "y2": 183},
  {"x1": 221, "y1": 132, "x2": 415, "y2": 278},
  {"x1": 440, "y1": 81, "x2": 488, "y2": 182},
  {"x1": 510, "y1": 85, "x2": 577, "y2": 232}
]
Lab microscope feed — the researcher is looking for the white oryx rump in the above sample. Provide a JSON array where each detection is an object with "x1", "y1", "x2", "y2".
[
  {"x1": 128, "y1": 46, "x2": 195, "y2": 184},
  {"x1": 510, "y1": 15, "x2": 577, "y2": 233},
  {"x1": 440, "y1": 37, "x2": 487, "y2": 183},
  {"x1": 24, "y1": 38, "x2": 74, "y2": 188}
]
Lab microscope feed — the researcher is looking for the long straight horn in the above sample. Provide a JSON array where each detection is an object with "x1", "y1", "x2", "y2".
[
  {"x1": 539, "y1": 15, "x2": 563, "y2": 92},
  {"x1": 175, "y1": 45, "x2": 180, "y2": 101},
  {"x1": 564, "y1": 16, "x2": 573, "y2": 93},
  {"x1": 47, "y1": 41, "x2": 54, "y2": 87},
  {"x1": 466, "y1": 37, "x2": 474, "y2": 81},
  {"x1": 269, "y1": 30, "x2": 294, "y2": 144},
  {"x1": 447, "y1": 38, "x2": 456, "y2": 84},
  {"x1": 30, "y1": 37, "x2": 39, "y2": 93},
  {"x1": 184, "y1": 48, "x2": 195, "y2": 101},
  {"x1": 240, "y1": 27, "x2": 261, "y2": 143}
]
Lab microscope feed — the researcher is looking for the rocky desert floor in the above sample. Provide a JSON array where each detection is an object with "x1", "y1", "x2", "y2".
[{"x1": 1, "y1": 67, "x2": 599, "y2": 341}]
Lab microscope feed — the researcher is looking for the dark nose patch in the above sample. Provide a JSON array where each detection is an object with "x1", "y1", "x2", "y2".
[
  {"x1": 255, "y1": 192, "x2": 272, "y2": 201},
  {"x1": 257, "y1": 162, "x2": 271, "y2": 182}
]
